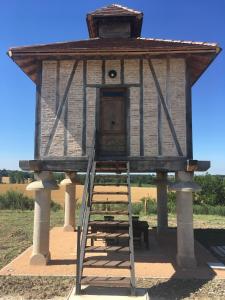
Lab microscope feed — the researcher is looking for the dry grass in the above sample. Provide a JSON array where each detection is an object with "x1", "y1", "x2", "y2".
[{"x1": 0, "y1": 184, "x2": 157, "y2": 206}]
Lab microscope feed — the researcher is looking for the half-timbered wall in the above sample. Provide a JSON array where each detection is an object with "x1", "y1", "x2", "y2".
[{"x1": 37, "y1": 57, "x2": 188, "y2": 159}]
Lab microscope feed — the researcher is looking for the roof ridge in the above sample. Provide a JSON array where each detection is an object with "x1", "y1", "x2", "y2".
[
  {"x1": 110, "y1": 3, "x2": 142, "y2": 14},
  {"x1": 138, "y1": 37, "x2": 218, "y2": 47},
  {"x1": 87, "y1": 3, "x2": 142, "y2": 15}
]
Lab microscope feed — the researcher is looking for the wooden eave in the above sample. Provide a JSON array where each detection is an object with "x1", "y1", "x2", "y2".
[{"x1": 8, "y1": 38, "x2": 221, "y2": 86}]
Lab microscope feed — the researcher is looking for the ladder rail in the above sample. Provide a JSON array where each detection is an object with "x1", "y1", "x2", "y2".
[
  {"x1": 76, "y1": 130, "x2": 96, "y2": 294},
  {"x1": 127, "y1": 162, "x2": 136, "y2": 295}
]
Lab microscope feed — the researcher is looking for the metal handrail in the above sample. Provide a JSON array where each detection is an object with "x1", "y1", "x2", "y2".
[{"x1": 76, "y1": 129, "x2": 96, "y2": 294}]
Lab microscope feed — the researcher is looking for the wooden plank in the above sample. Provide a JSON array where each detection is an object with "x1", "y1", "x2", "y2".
[
  {"x1": 89, "y1": 220, "x2": 129, "y2": 226},
  {"x1": 90, "y1": 210, "x2": 129, "y2": 215},
  {"x1": 121, "y1": 59, "x2": 124, "y2": 84},
  {"x1": 83, "y1": 259, "x2": 130, "y2": 268},
  {"x1": 81, "y1": 276, "x2": 130, "y2": 287},
  {"x1": 34, "y1": 61, "x2": 42, "y2": 159},
  {"x1": 139, "y1": 58, "x2": 144, "y2": 156},
  {"x1": 126, "y1": 87, "x2": 130, "y2": 156},
  {"x1": 148, "y1": 59, "x2": 183, "y2": 156},
  {"x1": 82, "y1": 60, "x2": 87, "y2": 156},
  {"x1": 55, "y1": 61, "x2": 60, "y2": 113},
  {"x1": 86, "y1": 83, "x2": 141, "y2": 88},
  {"x1": 85, "y1": 246, "x2": 130, "y2": 253},
  {"x1": 102, "y1": 59, "x2": 105, "y2": 84},
  {"x1": 43, "y1": 60, "x2": 79, "y2": 156},
  {"x1": 92, "y1": 200, "x2": 129, "y2": 204},
  {"x1": 19, "y1": 158, "x2": 210, "y2": 172},
  {"x1": 92, "y1": 191, "x2": 128, "y2": 195},
  {"x1": 87, "y1": 232, "x2": 129, "y2": 238},
  {"x1": 185, "y1": 57, "x2": 193, "y2": 159}
]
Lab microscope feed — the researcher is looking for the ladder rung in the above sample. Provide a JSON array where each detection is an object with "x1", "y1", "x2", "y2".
[
  {"x1": 81, "y1": 276, "x2": 130, "y2": 287},
  {"x1": 90, "y1": 210, "x2": 129, "y2": 215},
  {"x1": 83, "y1": 258, "x2": 131, "y2": 269},
  {"x1": 92, "y1": 200, "x2": 129, "y2": 205},
  {"x1": 85, "y1": 246, "x2": 130, "y2": 253},
  {"x1": 87, "y1": 232, "x2": 129, "y2": 239}
]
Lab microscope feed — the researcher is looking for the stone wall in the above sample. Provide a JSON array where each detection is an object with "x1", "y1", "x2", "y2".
[{"x1": 38, "y1": 57, "x2": 187, "y2": 159}]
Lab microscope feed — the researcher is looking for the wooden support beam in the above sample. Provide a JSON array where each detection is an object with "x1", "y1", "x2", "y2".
[{"x1": 19, "y1": 158, "x2": 210, "y2": 173}]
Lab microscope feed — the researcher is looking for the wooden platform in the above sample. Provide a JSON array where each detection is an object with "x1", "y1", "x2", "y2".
[{"x1": 0, "y1": 227, "x2": 225, "y2": 279}]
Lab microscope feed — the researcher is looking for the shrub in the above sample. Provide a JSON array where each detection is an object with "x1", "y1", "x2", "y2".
[
  {"x1": 0, "y1": 190, "x2": 33, "y2": 210},
  {"x1": 194, "y1": 174, "x2": 225, "y2": 206},
  {"x1": 0, "y1": 189, "x2": 61, "y2": 211}
]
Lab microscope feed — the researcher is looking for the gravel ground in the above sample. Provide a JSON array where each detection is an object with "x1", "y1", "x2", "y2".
[{"x1": 1, "y1": 276, "x2": 225, "y2": 299}]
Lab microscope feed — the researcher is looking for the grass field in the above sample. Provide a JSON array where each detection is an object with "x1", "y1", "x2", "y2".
[
  {"x1": 0, "y1": 183, "x2": 157, "y2": 205},
  {"x1": 0, "y1": 210, "x2": 225, "y2": 299}
]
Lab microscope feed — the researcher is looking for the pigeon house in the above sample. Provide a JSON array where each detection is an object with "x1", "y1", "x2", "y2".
[{"x1": 8, "y1": 4, "x2": 221, "y2": 295}]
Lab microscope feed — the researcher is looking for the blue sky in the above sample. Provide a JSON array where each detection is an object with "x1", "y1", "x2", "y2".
[{"x1": 0, "y1": 0, "x2": 224, "y2": 173}]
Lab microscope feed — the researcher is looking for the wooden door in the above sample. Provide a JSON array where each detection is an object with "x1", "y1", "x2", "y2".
[{"x1": 98, "y1": 88, "x2": 127, "y2": 156}]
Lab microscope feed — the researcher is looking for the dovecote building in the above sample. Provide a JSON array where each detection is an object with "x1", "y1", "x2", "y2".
[{"x1": 8, "y1": 4, "x2": 221, "y2": 293}]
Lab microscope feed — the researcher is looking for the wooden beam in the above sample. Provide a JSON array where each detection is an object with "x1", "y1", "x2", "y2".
[
  {"x1": 34, "y1": 61, "x2": 42, "y2": 159},
  {"x1": 44, "y1": 60, "x2": 79, "y2": 156},
  {"x1": 82, "y1": 60, "x2": 87, "y2": 156},
  {"x1": 139, "y1": 58, "x2": 144, "y2": 156},
  {"x1": 19, "y1": 158, "x2": 210, "y2": 173},
  {"x1": 148, "y1": 58, "x2": 183, "y2": 156}
]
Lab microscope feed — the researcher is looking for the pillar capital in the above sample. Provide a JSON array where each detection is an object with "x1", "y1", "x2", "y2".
[
  {"x1": 60, "y1": 172, "x2": 76, "y2": 186},
  {"x1": 169, "y1": 171, "x2": 201, "y2": 192},
  {"x1": 26, "y1": 171, "x2": 59, "y2": 191}
]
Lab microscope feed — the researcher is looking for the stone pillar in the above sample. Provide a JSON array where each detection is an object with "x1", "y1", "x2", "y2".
[
  {"x1": 60, "y1": 172, "x2": 76, "y2": 232},
  {"x1": 26, "y1": 171, "x2": 59, "y2": 265},
  {"x1": 169, "y1": 171, "x2": 201, "y2": 269},
  {"x1": 156, "y1": 171, "x2": 168, "y2": 234}
]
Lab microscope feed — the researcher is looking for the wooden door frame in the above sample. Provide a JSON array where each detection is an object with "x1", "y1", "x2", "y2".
[{"x1": 96, "y1": 86, "x2": 129, "y2": 158}]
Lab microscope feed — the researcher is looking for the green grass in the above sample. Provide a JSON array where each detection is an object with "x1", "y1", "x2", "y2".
[{"x1": 0, "y1": 210, "x2": 64, "y2": 269}]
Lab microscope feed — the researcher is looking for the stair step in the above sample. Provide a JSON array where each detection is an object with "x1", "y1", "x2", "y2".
[
  {"x1": 83, "y1": 258, "x2": 131, "y2": 269},
  {"x1": 90, "y1": 210, "x2": 129, "y2": 215},
  {"x1": 96, "y1": 168, "x2": 127, "y2": 172},
  {"x1": 85, "y1": 245, "x2": 130, "y2": 253},
  {"x1": 94, "y1": 183, "x2": 128, "y2": 186},
  {"x1": 96, "y1": 161, "x2": 127, "y2": 164},
  {"x1": 93, "y1": 191, "x2": 128, "y2": 195},
  {"x1": 87, "y1": 232, "x2": 129, "y2": 239},
  {"x1": 92, "y1": 200, "x2": 129, "y2": 205},
  {"x1": 89, "y1": 220, "x2": 129, "y2": 226},
  {"x1": 81, "y1": 276, "x2": 130, "y2": 287}
]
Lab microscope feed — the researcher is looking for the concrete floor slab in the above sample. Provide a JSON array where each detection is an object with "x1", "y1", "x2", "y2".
[
  {"x1": 67, "y1": 287, "x2": 149, "y2": 300},
  {"x1": 0, "y1": 227, "x2": 225, "y2": 279}
]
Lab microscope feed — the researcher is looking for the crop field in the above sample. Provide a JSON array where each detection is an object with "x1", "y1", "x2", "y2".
[{"x1": 0, "y1": 184, "x2": 157, "y2": 205}]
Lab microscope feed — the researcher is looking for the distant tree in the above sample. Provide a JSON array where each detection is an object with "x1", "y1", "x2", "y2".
[{"x1": 194, "y1": 174, "x2": 225, "y2": 206}]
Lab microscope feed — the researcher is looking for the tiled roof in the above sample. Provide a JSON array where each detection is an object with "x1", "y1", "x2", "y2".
[
  {"x1": 87, "y1": 4, "x2": 142, "y2": 17},
  {"x1": 8, "y1": 37, "x2": 219, "y2": 52},
  {"x1": 8, "y1": 37, "x2": 221, "y2": 86}
]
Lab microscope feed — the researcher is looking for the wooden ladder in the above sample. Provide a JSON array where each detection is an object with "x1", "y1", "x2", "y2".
[{"x1": 76, "y1": 160, "x2": 136, "y2": 295}]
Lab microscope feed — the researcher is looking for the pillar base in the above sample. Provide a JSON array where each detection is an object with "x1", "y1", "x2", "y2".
[
  {"x1": 63, "y1": 224, "x2": 75, "y2": 232},
  {"x1": 177, "y1": 254, "x2": 197, "y2": 269},
  {"x1": 30, "y1": 252, "x2": 51, "y2": 265}
]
